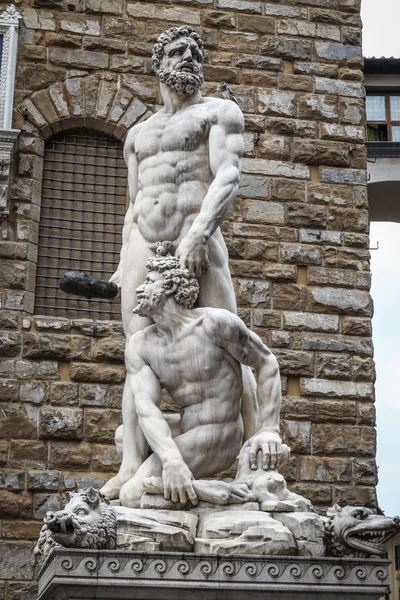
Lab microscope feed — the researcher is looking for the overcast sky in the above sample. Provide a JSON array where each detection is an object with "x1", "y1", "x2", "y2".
[{"x1": 361, "y1": 0, "x2": 400, "y2": 515}]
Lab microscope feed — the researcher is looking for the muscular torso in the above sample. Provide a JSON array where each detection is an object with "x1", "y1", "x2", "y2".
[
  {"x1": 129, "y1": 99, "x2": 219, "y2": 243},
  {"x1": 141, "y1": 312, "x2": 243, "y2": 433}
]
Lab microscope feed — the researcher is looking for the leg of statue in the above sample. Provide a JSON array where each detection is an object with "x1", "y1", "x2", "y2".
[
  {"x1": 119, "y1": 420, "x2": 248, "y2": 508},
  {"x1": 198, "y1": 231, "x2": 259, "y2": 441},
  {"x1": 101, "y1": 230, "x2": 153, "y2": 500}
]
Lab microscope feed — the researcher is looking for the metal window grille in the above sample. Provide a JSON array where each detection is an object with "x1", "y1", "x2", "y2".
[{"x1": 35, "y1": 128, "x2": 127, "y2": 320}]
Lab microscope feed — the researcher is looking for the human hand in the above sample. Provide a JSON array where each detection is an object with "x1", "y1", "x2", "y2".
[
  {"x1": 176, "y1": 235, "x2": 209, "y2": 278},
  {"x1": 248, "y1": 430, "x2": 286, "y2": 471},
  {"x1": 109, "y1": 269, "x2": 122, "y2": 288},
  {"x1": 162, "y1": 458, "x2": 198, "y2": 505}
]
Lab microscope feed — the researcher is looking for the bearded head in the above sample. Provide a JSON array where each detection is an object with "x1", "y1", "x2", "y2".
[{"x1": 152, "y1": 26, "x2": 204, "y2": 96}]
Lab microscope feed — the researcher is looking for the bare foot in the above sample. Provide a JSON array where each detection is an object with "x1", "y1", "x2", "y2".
[
  {"x1": 193, "y1": 480, "x2": 255, "y2": 505},
  {"x1": 101, "y1": 474, "x2": 131, "y2": 500}
]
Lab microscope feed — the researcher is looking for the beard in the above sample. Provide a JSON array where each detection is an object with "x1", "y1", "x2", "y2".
[
  {"x1": 157, "y1": 63, "x2": 203, "y2": 96},
  {"x1": 132, "y1": 290, "x2": 164, "y2": 316}
]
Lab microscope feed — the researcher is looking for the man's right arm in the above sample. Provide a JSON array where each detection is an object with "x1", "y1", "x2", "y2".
[{"x1": 110, "y1": 126, "x2": 140, "y2": 287}]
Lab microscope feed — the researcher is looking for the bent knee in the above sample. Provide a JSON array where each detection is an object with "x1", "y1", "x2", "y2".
[{"x1": 119, "y1": 481, "x2": 142, "y2": 508}]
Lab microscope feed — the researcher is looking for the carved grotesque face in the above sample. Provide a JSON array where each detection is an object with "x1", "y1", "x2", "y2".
[
  {"x1": 157, "y1": 36, "x2": 204, "y2": 95},
  {"x1": 133, "y1": 270, "x2": 166, "y2": 317}
]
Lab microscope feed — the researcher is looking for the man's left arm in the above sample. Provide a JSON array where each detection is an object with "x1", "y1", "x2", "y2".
[
  {"x1": 176, "y1": 101, "x2": 244, "y2": 276},
  {"x1": 212, "y1": 311, "x2": 284, "y2": 470}
]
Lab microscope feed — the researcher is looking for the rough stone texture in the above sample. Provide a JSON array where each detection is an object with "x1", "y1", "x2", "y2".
[{"x1": 0, "y1": 0, "x2": 375, "y2": 591}]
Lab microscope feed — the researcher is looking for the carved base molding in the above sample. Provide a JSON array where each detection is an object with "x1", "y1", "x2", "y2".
[{"x1": 38, "y1": 549, "x2": 390, "y2": 600}]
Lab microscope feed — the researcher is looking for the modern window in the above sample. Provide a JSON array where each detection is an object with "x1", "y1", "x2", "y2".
[
  {"x1": 366, "y1": 93, "x2": 400, "y2": 141},
  {"x1": 34, "y1": 128, "x2": 127, "y2": 320}
]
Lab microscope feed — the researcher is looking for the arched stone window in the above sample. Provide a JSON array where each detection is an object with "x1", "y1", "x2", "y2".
[{"x1": 34, "y1": 128, "x2": 127, "y2": 320}]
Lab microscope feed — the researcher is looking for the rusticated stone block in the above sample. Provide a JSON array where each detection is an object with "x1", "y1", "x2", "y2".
[
  {"x1": 50, "y1": 382, "x2": 79, "y2": 406},
  {"x1": 272, "y1": 283, "x2": 307, "y2": 311},
  {"x1": 33, "y1": 493, "x2": 63, "y2": 520},
  {"x1": 0, "y1": 310, "x2": 19, "y2": 330},
  {"x1": 4, "y1": 582, "x2": 38, "y2": 600},
  {"x1": 315, "y1": 353, "x2": 352, "y2": 380},
  {"x1": 315, "y1": 77, "x2": 364, "y2": 98},
  {"x1": 320, "y1": 167, "x2": 367, "y2": 186},
  {"x1": 292, "y1": 138, "x2": 350, "y2": 167},
  {"x1": 300, "y1": 378, "x2": 373, "y2": 399},
  {"x1": 315, "y1": 42, "x2": 361, "y2": 63},
  {"x1": 303, "y1": 332, "x2": 372, "y2": 355},
  {"x1": 264, "y1": 263, "x2": 297, "y2": 281},
  {"x1": 236, "y1": 279, "x2": 270, "y2": 307},
  {"x1": 341, "y1": 316, "x2": 371, "y2": 337},
  {"x1": 323, "y1": 247, "x2": 370, "y2": 271},
  {"x1": 0, "y1": 331, "x2": 22, "y2": 358},
  {"x1": 270, "y1": 179, "x2": 306, "y2": 202},
  {"x1": 281, "y1": 420, "x2": 311, "y2": 453},
  {"x1": 358, "y1": 401, "x2": 376, "y2": 425},
  {"x1": 339, "y1": 97, "x2": 364, "y2": 125},
  {"x1": 86, "y1": 0, "x2": 123, "y2": 13},
  {"x1": 0, "y1": 490, "x2": 32, "y2": 519},
  {"x1": 0, "y1": 404, "x2": 38, "y2": 439},
  {"x1": 58, "y1": 15, "x2": 101, "y2": 35},
  {"x1": 70, "y1": 336, "x2": 92, "y2": 361},
  {"x1": 238, "y1": 174, "x2": 269, "y2": 199},
  {"x1": 312, "y1": 424, "x2": 375, "y2": 456},
  {"x1": 9, "y1": 440, "x2": 48, "y2": 469},
  {"x1": 353, "y1": 458, "x2": 377, "y2": 485},
  {"x1": 320, "y1": 122, "x2": 364, "y2": 142},
  {"x1": 50, "y1": 48, "x2": 109, "y2": 69},
  {"x1": 298, "y1": 456, "x2": 352, "y2": 482},
  {"x1": 63, "y1": 472, "x2": 109, "y2": 490},
  {"x1": 283, "y1": 312, "x2": 339, "y2": 333},
  {"x1": 15, "y1": 359, "x2": 58, "y2": 380},
  {"x1": 0, "y1": 379, "x2": 19, "y2": 401},
  {"x1": 70, "y1": 362, "x2": 126, "y2": 383},
  {"x1": 0, "y1": 440, "x2": 8, "y2": 466},
  {"x1": 243, "y1": 240, "x2": 278, "y2": 261},
  {"x1": 33, "y1": 317, "x2": 71, "y2": 332},
  {"x1": 328, "y1": 207, "x2": 368, "y2": 232},
  {"x1": 298, "y1": 94, "x2": 338, "y2": 122},
  {"x1": 308, "y1": 287, "x2": 372, "y2": 316},
  {"x1": 280, "y1": 243, "x2": 322, "y2": 266},
  {"x1": 20, "y1": 381, "x2": 48, "y2": 405},
  {"x1": 0, "y1": 543, "x2": 35, "y2": 580},
  {"x1": 333, "y1": 485, "x2": 376, "y2": 508},
  {"x1": 49, "y1": 441, "x2": 92, "y2": 469},
  {"x1": 308, "y1": 267, "x2": 354, "y2": 287},
  {"x1": 92, "y1": 443, "x2": 121, "y2": 471},
  {"x1": 262, "y1": 37, "x2": 312, "y2": 60},
  {"x1": 0, "y1": 470, "x2": 25, "y2": 491},
  {"x1": 2, "y1": 520, "x2": 42, "y2": 540},
  {"x1": 39, "y1": 407, "x2": 83, "y2": 440},
  {"x1": 80, "y1": 384, "x2": 108, "y2": 407},
  {"x1": 286, "y1": 204, "x2": 327, "y2": 228},
  {"x1": 84, "y1": 408, "x2": 122, "y2": 442},
  {"x1": 274, "y1": 350, "x2": 314, "y2": 376},
  {"x1": 257, "y1": 89, "x2": 297, "y2": 117},
  {"x1": 300, "y1": 229, "x2": 341, "y2": 245},
  {"x1": 27, "y1": 470, "x2": 60, "y2": 491},
  {"x1": 290, "y1": 482, "x2": 332, "y2": 506},
  {"x1": 253, "y1": 309, "x2": 281, "y2": 329},
  {"x1": 22, "y1": 333, "x2": 70, "y2": 360},
  {"x1": 282, "y1": 398, "x2": 357, "y2": 424},
  {"x1": 352, "y1": 356, "x2": 375, "y2": 381},
  {"x1": 266, "y1": 117, "x2": 319, "y2": 138}
]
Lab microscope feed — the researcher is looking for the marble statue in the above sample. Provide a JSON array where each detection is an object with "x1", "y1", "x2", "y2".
[
  {"x1": 108, "y1": 242, "x2": 284, "y2": 509},
  {"x1": 34, "y1": 488, "x2": 117, "y2": 561},
  {"x1": 102, "y1": 25, "x2": 280, "y2": 500}
]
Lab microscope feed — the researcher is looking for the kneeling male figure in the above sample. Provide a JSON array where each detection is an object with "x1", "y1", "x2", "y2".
[{"x1": 117, "y1": 243, "x2": 284, "y2": 508}]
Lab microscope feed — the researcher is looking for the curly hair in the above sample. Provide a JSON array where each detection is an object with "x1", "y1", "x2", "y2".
[
  {"x1": 152, "y1": 26, "x2": 204, "y2": 73},
  {"x1": 146, "y1": 242, "x2": 200, "y2": 309}
]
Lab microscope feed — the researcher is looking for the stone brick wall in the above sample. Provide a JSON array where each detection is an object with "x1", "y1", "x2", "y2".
[{"x1": 0, "y1": 0, "x2": 374, "y2": 596}]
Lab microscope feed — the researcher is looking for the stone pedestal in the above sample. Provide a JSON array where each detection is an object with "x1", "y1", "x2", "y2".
[{"x1": 37, "y1": 549, "x2": 390, "y2": 600}]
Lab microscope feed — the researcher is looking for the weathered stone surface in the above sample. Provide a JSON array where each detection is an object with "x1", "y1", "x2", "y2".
[
  {"x1": 70, "y1": 362, "x2": 126, "y2": 383},
  {"x1": 0, "y1": 543, "x2": 35, "y2": 580},
  {"x1": 116, "y1": 507, "x2": 198, "y2": 552},
  {"x1": 320, "y1": 122, "x2": 364, "y2": 142},
  {"x1": 22, "y1": 333, "x2": 70, "y2": 360},
  {"x1": 20, "y1": 381, "x2": 47, "y2": 405},
  {"x1": 49, "y1": 441, "x2": 92, "y2": 469},
  {"x1": 292, "y1": 138, "x2": 350, "y2": 167},
  {"x1": 262, "y1": 37, "x2": 312, "y2": 60},
  {"x1": 274, "y1": 512, "x2": 325, "y2": 556},
  {"x1": 33, "y1": 493, "x2": 63, "y2": 520},
  {"x1": 315, "y1": 353, "x2": 351, "y2": 379},
  {"x1": 300, "y1": 378, "x2": 373, "y2": 399},
  {"x1": 84, "y1": 408, "x2": 122, "y2": 442},
  {"x1": 341, "y1": 316, "x2": 371, "y2": 337},
  {"x1": 312, "y1": 424, "x2": 375, "y2": 456},
  {"x1": 308, "y1": 267, "x2": 354, "y2": 287},
  {"x1": 257, "y1": 90, "x2": 296, "y2": 117},
  {"x1": 0, "y1": 379, "x2": 19, "y2": 401},
  {"x1": 298, "y1": 94, "x2": 338, "y2": 121},
  {"x1": 195, "y1": 511, "x2": 296, "y2": 555},
  {"x1": 15, "y1": 359, "x2": 58, "y2": 380},
  {"x1": 27, "y1": 470, "x2": 60, "y2": 491},
  {"x1": 9, "y1": 440, "x2": 48, "y2": 469},
  {"x1": 315, "y1": 77, "x2": 364, "y2": 98},
  {"x1": 236, "y1": 279, "x2": 270, "y2": 307},
  {"x1": 238, "y1": 174, "x2": 269, "y2": 199},
  {"x1": 50, "y1": 48, "x2": 109, "y2": 69},
  {"x1": 282, "y1": 420, "x2": 311, "y2": 453},
  {"x1": 282, "y1": 398, "x2": 356, "y2": 424},
  {"x1": 0, "y1": 332, "x2": 21, "y2": 357},
  {"x1": 333, "y1": 485, "x2": 376, "y2": 508},
  {"x1": 39, "y1": 407, "x2": 83, "y2": 440},
  {"x1": 50, "y1": 382, "x2": 79, "y2": 406},
  {"x1": 0, "y1": 404, "x2": 38, "y2": 439},
  {"x1": 86, "y1": 0, "x2": 123, "y2": 13},
  {"x1": 352, "y1": 356, "x2": 375, "y2": 381},
  {"x1": 283, "y1": 312, "x2": 339, "y2": 332},
  {"x1": 315, "y1": 42, "x2": 361, "y2": 62},
  {"x1": 0, "y1": 470, "x2": 25, "y2": 491},
  {"x1": 303, "y1": 332, "x2": 372, "y2": 355},
  {"x1": 300, "y1": 229, "x2": 341, "y2": 245},
  {"x1": 244, "y1": 200, "x2": 284, "y2": 225},
  {"x1": 92, "y1": 444, "x2": 121, "y2": 471},
  {"x1": 4, "y1": 582, "x2": 38, "y2": 600},
  {"x1": 270, "y1": 179, "x2": 306, "y2": 202},
  {"x1": 286, "y1": 204, "x2": 326, "y2": 228},
  {"x1": 309, "y1": 287, "x2": 372, "y2": 316},
  {"x1": 353, "y1": 458, "x2": 377, "y2": 485},
  {"x1": 274, "y1": 350, "x2": 314, "y2": 376},
  {"x1": 280, "y1": 243, "x2": 322, "y2": 265}
]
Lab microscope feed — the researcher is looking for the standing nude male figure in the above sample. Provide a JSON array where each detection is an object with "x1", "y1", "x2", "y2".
[{"x1": 101, "y1": 26, "x2": 282, "y2": 500}]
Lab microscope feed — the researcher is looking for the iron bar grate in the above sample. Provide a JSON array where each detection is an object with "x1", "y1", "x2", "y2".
[{"x1": 34, "y1": 128, "x2": 127, "y2": 320}]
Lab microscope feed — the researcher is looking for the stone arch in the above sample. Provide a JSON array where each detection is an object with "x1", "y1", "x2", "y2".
[{"x1": 14, "y1": 74, "x2": 153, "y2": 142}]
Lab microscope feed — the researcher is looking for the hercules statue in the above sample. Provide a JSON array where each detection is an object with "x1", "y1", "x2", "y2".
[{"x1": 101, "y1": 26, "x2": 284, "y2": 503}]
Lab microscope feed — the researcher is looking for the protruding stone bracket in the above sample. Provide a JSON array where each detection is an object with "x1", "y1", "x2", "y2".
[
  {"x1": 37, "y1": 549, "x2": 391, "y2": 600},
  {"x1": 0, "y1": 5, "x2": 22, "y2": 130}
]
